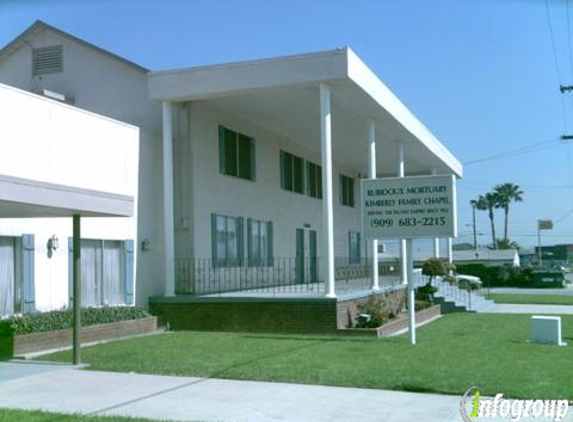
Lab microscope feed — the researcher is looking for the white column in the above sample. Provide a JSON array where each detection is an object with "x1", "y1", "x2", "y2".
[
  {"x1": 162, "y1": 101, "x2": 175, "y2": 297},
  {"x1": 368, "y1": 120, "x2": 380, "y2": 291},
  {"x1": 406, "y1": 238, "x2": 416, "y2": 345},
  {"x1": 320, "y1": 84, "x2": 336, "y2": 298},
  {"x1": 447, "y1": 237, "x2": 453, "y2": 266},
  {"x1": 431, "y1": 168, "x2": 440, "y2": 258},
  {"x1": 397, "y1": 142, "x2": 407, "y2": 285}
]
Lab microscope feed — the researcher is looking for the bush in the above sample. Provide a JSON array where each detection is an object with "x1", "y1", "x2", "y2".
[
  {"x1": 458, "y1": 278, "x2": 482, "y2": 291},
  {"x1": 354, "y1": 294, "x2": 405, "y2": 328},
  {"x1": 415, "y1": 284, "x2": 437, "y2": 304},
  {"x1": 0, "y1": 306, "x2": 150, "y2": 336},
  {"x1": 422, "y1": 258, "x2": 447, "y2": 285},
  {"x1": 455, "y1": 263, "x2": 534, "y2": 288}
]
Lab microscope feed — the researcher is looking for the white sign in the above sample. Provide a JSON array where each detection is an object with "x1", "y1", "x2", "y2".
[{"x1": 361, "y1": 175, "x2": 457, "y2": 239}]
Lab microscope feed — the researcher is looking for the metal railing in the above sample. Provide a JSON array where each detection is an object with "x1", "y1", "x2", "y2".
[
  {"x1": 175, "y1": 257, "x2": 402, "y2": 296},
  {"x1": 413, "y1": 270, "x2": 490, "y2": 311}
]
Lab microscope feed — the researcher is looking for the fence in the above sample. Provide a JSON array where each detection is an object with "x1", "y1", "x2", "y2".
[{"x1": 175, "y1": 257, "x2": 402, "y2": 296}]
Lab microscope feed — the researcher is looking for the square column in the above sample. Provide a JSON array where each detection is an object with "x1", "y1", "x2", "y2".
[
  {"x1": 162, "y1": 101, "x2": 175, "y2": 297},
  {"x1": 320, "y1": 84, "x2": 336, "y2": 298},
  {"x1": 431, "y1": 168, "x2": 440, "y2": 258},
  {"x1": 397, "y1": 142, "x2": 407, "y2": 285},
  {"x1": 368, "y1": 120, "x2": 380, "y2": 291}
]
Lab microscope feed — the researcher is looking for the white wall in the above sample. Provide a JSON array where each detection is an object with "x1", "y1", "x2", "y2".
[
  {"x1": 0, "y1": 27, "x2": 165, "y2": 307},
  {"x1": 0, "y1": 83, "x2": 139, "y2": 311},
  {"x1": 182, "y1": 101, "x2": 363, "y2": 262}
]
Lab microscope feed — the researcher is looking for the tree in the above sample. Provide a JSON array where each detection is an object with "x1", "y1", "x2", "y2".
[
  {"x1": 474, "y1": 193, "x2": 499, "y2": 249},
  {"x1": 421, "y1": 258, "x2": 446, "y2": 286},
  {"x1": 494, "y1": 182, "x2": 524, "y2": 242},
  {"x1": 492, "y1": 238, "x2": 520, "y2": 250}
]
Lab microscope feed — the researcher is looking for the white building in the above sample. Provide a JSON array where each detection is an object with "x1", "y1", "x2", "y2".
[
  {"x1": 0, "y1": 82, "x2": 138, "y2": 315},
  {"x1": 0, "y1": 21, "x2": 462, "y2": 316}
]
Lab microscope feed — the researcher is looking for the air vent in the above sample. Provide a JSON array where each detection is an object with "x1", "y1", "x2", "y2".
[{"x1": 32, "y1": 45, "x2": 63, "y2": 76}]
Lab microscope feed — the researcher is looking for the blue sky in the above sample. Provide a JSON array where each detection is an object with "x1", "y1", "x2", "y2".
[{"x1": 1, "y1": 0, "x2": 571, "y2": 249}]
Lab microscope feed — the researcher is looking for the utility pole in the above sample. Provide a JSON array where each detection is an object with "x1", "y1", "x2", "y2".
[{"x1": 472, "y1": 204, "x2": 477, "y2": 249}]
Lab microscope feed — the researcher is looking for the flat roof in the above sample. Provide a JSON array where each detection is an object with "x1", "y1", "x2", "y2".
[
  {"x1": 149, "y1": 47, "x2": 462, "y2": 178},
  {"x1": 0, "y1": 175, "x2": 133, "y2": 218}
]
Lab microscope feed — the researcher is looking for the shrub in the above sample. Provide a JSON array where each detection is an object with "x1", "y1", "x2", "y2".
[
  {"x1": 421, "y1": 258, "x2": 447, "y2": 285},
  {"x1": 354, "y1": 294, "x2": 404, "y2": 328},
  {"x1": 1, "y1": 306, "x2": 150, "y2": 336},
  {"x1": 458, "y1": 278, "x2": 482, "y2": 291},
  {"x1": 415, "y1": 284, "x2": 437, "y2": 304},
  {"x1": 455, "y1": 263, "x2": 534, "y2": 287}
]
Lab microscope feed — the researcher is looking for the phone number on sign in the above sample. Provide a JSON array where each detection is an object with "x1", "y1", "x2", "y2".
[{"x1": 371, "y1": 217, "x2": 446, "y2": 228}]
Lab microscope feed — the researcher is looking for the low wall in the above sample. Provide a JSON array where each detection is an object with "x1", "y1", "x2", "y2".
[
  {"x1": 149, "y1": 297, "x2": 338, "y2": 334},
  {"x1": 338, "y1": 305, "x2": 441, "y2": 337},
  {"x1": 150, "y1": 290, "x2": 410, "y2": 335},
  {"x1": 11, "y1": 316, "x2": 158, "y2": 356},
  {"x1": 336, "y1": 287, "x2": 406, "y2": 329}
]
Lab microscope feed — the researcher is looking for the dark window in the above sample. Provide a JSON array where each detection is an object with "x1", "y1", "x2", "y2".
[
  {"x1": 219, "y1": 126, "x2": 255, "y2": 181},
  {"x1": 211, "y1": 214, "x2": 244, "y2": 267},
  {"x1": 248, "y1": 219, "x2": 273, "y2": 267},
  {"x1": 307, "y1": 161, "x2": 322, "y2": 199},
  {"x1": 340, "y1": 174, "x2": 355, "y2": 207},
  {"x1": 280, "y1": 150, "x2": 305, "y2": 194}
]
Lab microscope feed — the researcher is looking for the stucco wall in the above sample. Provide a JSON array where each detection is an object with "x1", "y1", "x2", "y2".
[
  {"x1": 0, "y1": 28, "x2": 165, "y2": 309},
  {"x1": 179, "y1": 101, "x2": 365, "y2": 264}
]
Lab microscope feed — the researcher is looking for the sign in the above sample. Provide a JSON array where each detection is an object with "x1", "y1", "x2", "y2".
[
  {"x1": 361, "y1": 175, "x2": 457, "y2": 239},
  {"x1": 538, "y1": 220, "x2": 553, "y2": 230}
]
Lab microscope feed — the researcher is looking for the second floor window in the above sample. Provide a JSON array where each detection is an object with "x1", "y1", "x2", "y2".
[
  {"x1": 219, "y1": 126, "x2": 255, "y2": 181},
  {"x1": 340, "y1": 174, "x2": 355, "y2": 207},
  {"x1": 280, "y1": 150, "x2": 304, "y2": 194},
  {"x1": 307, "y1": 161, "x2": 322, "y2": 199}
]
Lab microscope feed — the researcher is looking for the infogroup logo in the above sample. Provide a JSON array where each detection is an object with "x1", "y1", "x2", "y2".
[{"x1": 460, "y1": 387, "x2": 570, "y2": 422}]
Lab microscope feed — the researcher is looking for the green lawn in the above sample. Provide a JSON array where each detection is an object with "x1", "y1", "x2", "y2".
[
  {"x1": 43, "y1": 314, "x2": 573, "y2": 399},
  {"x1": 0, "y1": 408, "x2": 197, "y2": 422},
  {"x1": 488, "y1": 293, "x2": 573, "y2": 305}
]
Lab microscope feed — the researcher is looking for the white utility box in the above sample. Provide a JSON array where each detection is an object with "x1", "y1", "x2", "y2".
[{"x1": 530, "y1": 315, "x2": 566, "y2": 346}]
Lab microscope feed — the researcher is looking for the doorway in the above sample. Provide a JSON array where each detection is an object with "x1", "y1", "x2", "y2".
[{"x1": 295, "y1": 228, "x2": 318, "y2": 284}]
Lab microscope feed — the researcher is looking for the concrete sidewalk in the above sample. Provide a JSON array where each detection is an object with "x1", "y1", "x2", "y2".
[
  {"x1": 1, "y1": 362, "x2": 572, "y2": 422},
  {"x1": 0, "y1": 363, "x2": 461, "y2": 422},
  {"x1": 489, "y1": 304, "x2": 573, "y2": 314}
]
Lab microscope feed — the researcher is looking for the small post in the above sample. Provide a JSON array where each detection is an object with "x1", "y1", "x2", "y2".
[
  {"x1": 72, "y1": 214, "x2": 81, "y2": 365},
  {"x1": 397, "y1": 142, "x2": 407, "y2": 285},
  {"x1": 406, "y1": 238, "x2": 416, "y2": 345}
]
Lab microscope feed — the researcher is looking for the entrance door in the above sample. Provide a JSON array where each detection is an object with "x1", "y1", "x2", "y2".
[{"x1": 295, "y1": 228, "x2": 318, "y2": 284}]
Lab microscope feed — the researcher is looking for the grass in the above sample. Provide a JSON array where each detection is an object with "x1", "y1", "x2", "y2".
[
  {"x1": 42, "y1": 314, "x2": 573, "y2": 399},
  {"x1": 0, "y1": 408, "x2": 200, "y2": 422},
  {"x1": 488, "y1": 293, "x2": 573, "y2": 305}
]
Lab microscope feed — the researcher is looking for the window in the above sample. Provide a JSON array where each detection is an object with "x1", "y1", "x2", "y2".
[
  {"x1": 280, "y1": 150, "x2": 305, "y2": 194},
  {"x1": 32, "y1": 46, "x2": 63, "y2": 76},
  {"x1": 248, "y1": 219, "x2": 273, "y2": 267},
  {"x1": 218, "y1": 126, "x2": 255, "y2": 180},
  {"x1": 211, "y1": 214, "x2": 244, "y2": 267},
  {"x1": 349, "y1": 232, "x2": 361, "y2": 264},
  {"x1": 340, "y1": 174, "x2": 355, "y2": 207},
  {"x1": 306, "y1": 161, "x2": 322, "y2": 199},
  {"x1": 67, "y1": 238, "x2": 134, "y2": 307}
]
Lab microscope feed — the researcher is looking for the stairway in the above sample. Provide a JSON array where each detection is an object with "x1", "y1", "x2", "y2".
[{"x1": 414, "y1": 271, "x2": 496, "y2": 313}]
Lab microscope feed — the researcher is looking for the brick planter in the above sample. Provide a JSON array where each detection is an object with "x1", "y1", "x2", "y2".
[
  {"x1": 9, "y1": 316, "x2": 158, "y2": 357},
  {"x1": 338, "y1": 305, "x2": 441, "y2": 337}
]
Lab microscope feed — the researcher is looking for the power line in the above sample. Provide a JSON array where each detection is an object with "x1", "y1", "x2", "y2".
[{"x1": 463, "y1": 138, "x2": 560, "y2": 166}]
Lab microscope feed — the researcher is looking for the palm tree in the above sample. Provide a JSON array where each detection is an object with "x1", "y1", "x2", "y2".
[
  {"x1": 474, "y1": 193, "x2": 499, "y2": 249},
  {"x1": 494, "y1": 183, "x2": 524, "y2": 242}
]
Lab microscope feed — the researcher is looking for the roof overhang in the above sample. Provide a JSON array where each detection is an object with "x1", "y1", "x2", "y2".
[
  {"x1": 149, "y1": 47, "x2": 462, "y2": 178},
  {"x1": 0, "y1": 175, "x2": 133, "y2": 218}
]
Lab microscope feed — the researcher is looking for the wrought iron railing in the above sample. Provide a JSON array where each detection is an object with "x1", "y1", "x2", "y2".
[{"x1": 175, "y1": 257, "x2": 402, "y2": 296}]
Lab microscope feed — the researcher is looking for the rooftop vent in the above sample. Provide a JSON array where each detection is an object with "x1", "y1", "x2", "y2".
[{"x1": 32, "y1": 45, "x2": 63, "y2": 76}]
